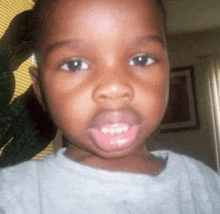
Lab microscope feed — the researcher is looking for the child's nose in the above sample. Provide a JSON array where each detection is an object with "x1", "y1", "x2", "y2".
[{"x1": 92, "y1": 76, "x2": 134, "y2": 104}]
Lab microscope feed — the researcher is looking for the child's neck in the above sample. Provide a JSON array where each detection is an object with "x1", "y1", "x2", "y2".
[{"x1": 64, "y1": 147, "x2": 166, "y2": 176}]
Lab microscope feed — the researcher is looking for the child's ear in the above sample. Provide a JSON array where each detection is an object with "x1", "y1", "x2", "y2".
[{"x1": 29, "y1": 67, "x2": 46, "y2": 111}]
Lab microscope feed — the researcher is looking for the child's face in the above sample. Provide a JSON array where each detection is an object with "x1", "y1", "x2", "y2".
[{"x1": 32, "y1": 0, "x2": 169, "y2": 160}]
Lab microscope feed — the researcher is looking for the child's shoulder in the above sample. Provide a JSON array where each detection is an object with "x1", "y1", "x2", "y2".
[
  {"x1": 152, "y1": 149, "x2": 219, "y2": 179},
  {"x1": 167, "y1": 150, "x2": 217, "y2": 173},
  {"x1": 0, "y1": 160, "x2": 38, "y2": 209},
  {"x1": 0, "y1": 159, "x2": 38, "y2": 183},
  {"x1": 0, "y1": 152, "x2": 56, "y2": 191},
  {"x1": 0, "y1": 153, "x2": 58, "y2": 210}
]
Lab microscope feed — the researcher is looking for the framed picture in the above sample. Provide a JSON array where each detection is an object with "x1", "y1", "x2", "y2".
[{"x1": 159, "y1": 66, "x2": 200, "y2": 133}]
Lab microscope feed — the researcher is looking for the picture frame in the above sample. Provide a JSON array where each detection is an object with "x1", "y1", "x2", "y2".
[{"x1": 159, "y1": 66, "x2": 200, "y2": 133}]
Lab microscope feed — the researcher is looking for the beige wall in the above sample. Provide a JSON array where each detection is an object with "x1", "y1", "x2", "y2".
[{"x1": 153, "y1": 28, "x2": 220, "y2": 170}]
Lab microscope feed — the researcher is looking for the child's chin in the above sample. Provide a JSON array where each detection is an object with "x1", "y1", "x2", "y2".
[{"x1": 92, "y1": 142, "x2": 143, "y2": 160}]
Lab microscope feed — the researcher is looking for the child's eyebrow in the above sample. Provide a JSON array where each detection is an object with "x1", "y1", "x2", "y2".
[
  {"x1": 45, "y1": 39, "x2": 92, "y2": 56},
  {"x1": 45, "y1": 35, "x2": 165, "y2": 56}
]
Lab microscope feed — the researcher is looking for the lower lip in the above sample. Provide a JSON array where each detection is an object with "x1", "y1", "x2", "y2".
[{"x1": 87, "y1": 125, "x2": 139, "y2": 151}]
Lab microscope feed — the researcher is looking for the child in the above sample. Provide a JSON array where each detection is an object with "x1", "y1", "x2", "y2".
[{"x1": 0, "y1": 0, "x2": 220, "y2": 213}]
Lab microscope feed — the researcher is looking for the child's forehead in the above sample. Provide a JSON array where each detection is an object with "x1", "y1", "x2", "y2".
[
  {"x1": 36, "y1": 0, "x2": 165, "y2": 55},
  {"x1": 42, "y1": 0, "x2": 162, "y2": 33}
]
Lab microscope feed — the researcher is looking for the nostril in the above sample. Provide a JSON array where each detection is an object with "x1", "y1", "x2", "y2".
[
  {"x1": 99, "y1": 94, "x2": 107, "y2": 100},
  {"x1": 122, "y1": 92, "x2": 131, "y2": 101},
  {"x1": 96, "y1": 91, "x2": 132, "y2": 102},
  {"x1": 93, "y1": 82, "x2": 134, "y2": 103}
]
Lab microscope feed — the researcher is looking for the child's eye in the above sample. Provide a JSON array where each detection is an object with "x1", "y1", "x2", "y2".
[
  {"x1": 129, "y1": 55, "x2": 155, "y2": 67},
  {"x1": 60, "y1": 59, "x2": 89, "y2": 72}
]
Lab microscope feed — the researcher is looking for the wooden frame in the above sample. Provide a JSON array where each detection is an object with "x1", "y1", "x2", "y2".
[{"x1": 159, "y1": 66, "x2": 200, "y2": 133}]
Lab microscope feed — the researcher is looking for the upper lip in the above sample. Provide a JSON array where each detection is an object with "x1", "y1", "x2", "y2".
[{"x1": 88, "y1": 109, "x2": 142, "y2": 129}]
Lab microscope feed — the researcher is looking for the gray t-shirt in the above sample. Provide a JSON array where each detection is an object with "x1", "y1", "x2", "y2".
[{"x1": 0, "y1": 148, "x2": 220, "y2": 214}]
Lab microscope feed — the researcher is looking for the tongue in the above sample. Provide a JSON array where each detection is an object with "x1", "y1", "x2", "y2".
[{"x1": 88, "y1": 124, "x2": 139, "y2": 151}]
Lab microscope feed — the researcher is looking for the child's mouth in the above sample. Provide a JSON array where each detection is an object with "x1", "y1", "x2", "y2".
[
  {"x1": 87, "y1": 110, "x2": 141, "y2": 151},
  {"x1": 88, "y1": 123, "x2": 139, "y2": 150}
]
